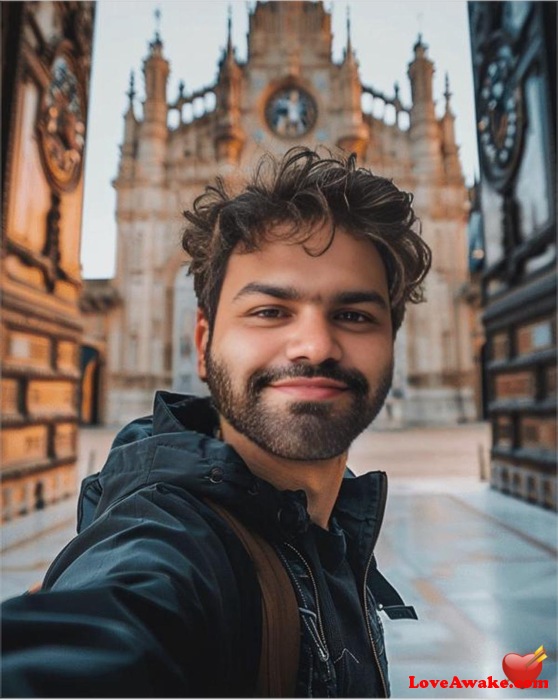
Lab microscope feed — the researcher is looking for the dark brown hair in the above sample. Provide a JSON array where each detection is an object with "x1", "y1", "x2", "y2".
[{"x1": 182, "y1": 147, "x2": 431, "y2": 333}]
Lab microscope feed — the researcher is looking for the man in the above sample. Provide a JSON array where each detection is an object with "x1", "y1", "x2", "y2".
[{"x1": 2, "y1": 148, "x2": 431, "y2": 697}]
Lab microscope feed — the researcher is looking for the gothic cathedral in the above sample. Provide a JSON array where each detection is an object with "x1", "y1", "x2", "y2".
[{"x1": 105, "y1": 1, "x2": 475, "y2": 426}]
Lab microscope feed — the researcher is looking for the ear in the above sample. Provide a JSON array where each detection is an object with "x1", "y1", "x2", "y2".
[{"x1": 194, "y1": 308, "x2": 210, "y2": 381}]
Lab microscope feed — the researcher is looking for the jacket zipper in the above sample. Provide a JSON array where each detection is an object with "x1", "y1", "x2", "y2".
[
  {"x1": 284, "y1": 542, "x2": 330, "y2": 662},
  {"x1": 363, "y1": 552, "x2": 388, "y2": 697},
  {"x1": 362, "y1": 472, "x2": 389, "y2": 698}
]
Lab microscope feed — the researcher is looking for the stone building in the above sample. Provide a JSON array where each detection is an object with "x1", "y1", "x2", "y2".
[
  {"x1": 102, "y1": 1, "x2": 475, "y2": 426},
  {"x1": 1, "y1": 2, "x2": 95, "y2": 520},
  {"x1": 468, "y1": 1, "x2": 556, "y2": 509}
]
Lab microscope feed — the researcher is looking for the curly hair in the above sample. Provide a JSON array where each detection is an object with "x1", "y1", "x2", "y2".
[{"x1": 182, "y1": 147, "x2": 431, "y2": 334}]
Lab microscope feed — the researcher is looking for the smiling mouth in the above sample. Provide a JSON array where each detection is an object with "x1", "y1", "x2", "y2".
[{"x1": 268, "y1": 378, "x2": 349, "y2": 400}]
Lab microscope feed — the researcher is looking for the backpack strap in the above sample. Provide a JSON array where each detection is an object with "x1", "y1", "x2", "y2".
[{"x1": 204, "y1": 499, "x2": 300, "y2": 697}]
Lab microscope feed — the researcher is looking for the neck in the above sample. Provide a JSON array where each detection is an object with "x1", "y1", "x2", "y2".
[{"x1": 219, "y1": 418, "x2": 346, "y2": 529}]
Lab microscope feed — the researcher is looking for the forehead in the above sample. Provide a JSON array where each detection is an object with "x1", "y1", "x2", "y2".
[{"x1": 221, "y1": 225, "x2": 389, "y2": 299}]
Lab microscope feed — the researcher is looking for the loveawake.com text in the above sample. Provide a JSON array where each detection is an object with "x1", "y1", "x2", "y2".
[{"x1": 409, "y1": 675, "x2": 549, "y2": 690}]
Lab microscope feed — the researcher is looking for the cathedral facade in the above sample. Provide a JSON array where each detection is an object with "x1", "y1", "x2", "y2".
[{"x1": 105, "y1": 1, "x2": 475, "y2": 426}]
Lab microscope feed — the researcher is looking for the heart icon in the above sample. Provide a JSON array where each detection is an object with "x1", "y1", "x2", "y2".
[{"x1": 502, "y1": 652, "x2": 544, "y2": 689}]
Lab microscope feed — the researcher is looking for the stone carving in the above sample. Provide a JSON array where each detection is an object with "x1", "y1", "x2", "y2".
[
  {"x1": 265, "y1": 87, "x2": 317, "y2": 137},
  {"x1": 37, "y1": 50, "x2": 86, "y2": 192}
]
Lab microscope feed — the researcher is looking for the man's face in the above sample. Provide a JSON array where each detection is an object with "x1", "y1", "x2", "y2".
[{"x1": 195, "y1": 224, "x2": 394, "y2": 461}]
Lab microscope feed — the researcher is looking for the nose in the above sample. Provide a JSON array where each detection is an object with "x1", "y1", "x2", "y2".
[{"x1": 285, "y1": 310, "x2": 343, "y2": 365}]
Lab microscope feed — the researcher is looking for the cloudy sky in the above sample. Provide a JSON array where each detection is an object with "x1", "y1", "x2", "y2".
[{"x1": 81, "y1": 0, "x2": 479, "y2": 279}]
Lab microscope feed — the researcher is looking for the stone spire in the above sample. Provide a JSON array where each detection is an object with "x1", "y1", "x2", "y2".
[
  {"x1": 407, "y1": 34, "x2": 443, "y2": 179},
  {"x1": 408, "y1": 34, "x2": 436, "y2": 122},
  {"x1": 116, "y1": 71, "x2": 138, "y2": 182},
  {"x1": 122, "y1": 73, "x2": 137, "y2": 149},
  {"x1": 336, "y1": 6, "x2": 368, "y2": 159},
  {"x1": 440, "y1": 73, "x2": 462, "y2": 183},
  {"x1": 344, "y1": 6, "x2": 355, "y2": 64},
  {"x1": 137, "y1": 10, "x2": 169, "y2": 181},
  {"x1": 226, "y1": 4, "x2": 233, "y2": 57},
  {"x1": 142, "y1": 10, "x2": 170, "y2": 126},
  {"x1": 214, "y1": 7, "x2": 245, "y2": 163},
  {"x1": 443, "y1": 72, "x2": 453, "y2": 115},
  {"x1": 126, "y1": 70, "x2": 136, "y2": 106}
]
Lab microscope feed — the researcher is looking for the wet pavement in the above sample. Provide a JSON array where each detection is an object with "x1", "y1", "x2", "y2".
[{"x1": 2, "y1": 422, "x2": 556, "y2": 697}]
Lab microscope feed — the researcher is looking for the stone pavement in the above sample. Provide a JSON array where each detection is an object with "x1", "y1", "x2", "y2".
[{"x1": 1, "y1": 422, "x2": 556, "y2": 697}]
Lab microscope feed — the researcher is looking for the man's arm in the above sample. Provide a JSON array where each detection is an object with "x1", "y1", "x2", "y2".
[{"x1": 1, "y1": 484, "x2": 261, "y2": 698}]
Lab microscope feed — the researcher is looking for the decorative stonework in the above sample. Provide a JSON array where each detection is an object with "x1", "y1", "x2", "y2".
[
  {"x1": 1, "y1": 425, "x2": 49, "y2": 469},
  {"x1": 265, "y1": 86, "x2": 317, "y2": 137},
  {"x1": 36, "y1": 48, "x2": 86, "y2": 193},
  {"x1": 56, "y1": 340, "x2": 79, "y2": 372},
  {"x1": 5, "y1": 331, "x2": 51, "y2": 368},
  {"x1": 27, "y1": 380, "x2": 76, "y2": 416},
  {"x1": 477, "y1": 45, "x2": 525, "y2": 192}
]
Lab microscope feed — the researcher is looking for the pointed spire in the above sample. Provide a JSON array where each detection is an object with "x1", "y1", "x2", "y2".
[
  {"x1": 227, "y1": 4, "x2": 233, "y2": 53},
  {"x1": 220, "y1": 4, "x2": 237, "y2": 68},
  {"x1": 444, "y1": 72, "x2": 453, "y2": 112},
  {"x1": 153, "y1": 7, "x2": 162, "y2": 45},
  {"x1": 393, "y1": 81, "x2": 401, "y2": 111},
  {"x1": 342, "y1": 5, "x2": 357, "y2": 66},
  {"x1": 413, "y1": 32, "x2": 427, "y2": 58},
  {"x1": 126, "y1": 70, "x2": 136, "y2": 104},
  {"x1": 121, "y1": 71, "x2": 137, "y2": 167},
  {"x1": 346, "y1": 5, "x2": 353, "y2": 56}
]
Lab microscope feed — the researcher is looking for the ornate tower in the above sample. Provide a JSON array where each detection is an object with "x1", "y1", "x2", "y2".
[
  {"x1": 440, "y1": 74, "x2": 463, "y2": 184},
  {"x1": 336, "y1": 12, "x2": 368, "y2": 158},
  {"x1": 214, "y1": 13, "x2": 246, "y2": 163},
  {"x1": 400, "y1": 35, "x2": 471, "y2": 424},
  {"x1": 407, "y1": 35, "x2": 443, "y2": 181},
  {"x1": 118, "y1": 73, "x2": 139, "y2": 181},
  {"x1": 110, "y1": 21, "x2": 175, "y2": 420},
  {"x1": 137, "y1": 27, "x2": 169, "y2": 181}
]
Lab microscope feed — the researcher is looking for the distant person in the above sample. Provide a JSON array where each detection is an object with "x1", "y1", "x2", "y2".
[{"x1": 2, "y1": 147, "x2": 431, "y2": 697}]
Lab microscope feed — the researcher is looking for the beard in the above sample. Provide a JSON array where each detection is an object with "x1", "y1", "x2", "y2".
[{"x1": 205, "y1": 351, "x2": 393, "y2": 461}]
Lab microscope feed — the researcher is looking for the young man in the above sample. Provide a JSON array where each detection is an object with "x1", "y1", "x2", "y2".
[{"x1": 2, "y1": 148, "x2": 431, "y2": 697}]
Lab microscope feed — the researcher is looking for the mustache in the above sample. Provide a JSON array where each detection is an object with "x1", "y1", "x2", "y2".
[{"x1": 248, "y1": 360, "x2": 370, "y2": 396}]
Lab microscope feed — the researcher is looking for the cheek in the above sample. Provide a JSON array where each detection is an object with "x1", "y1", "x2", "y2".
[
  {"x1": 353, "y1": 337, "x2": 394, "y2": 373},
  {"x1": 212, "y1": 328, "x2": 282, "y2": 374}
]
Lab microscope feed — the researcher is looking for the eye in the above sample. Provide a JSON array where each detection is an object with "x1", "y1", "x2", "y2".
[
  {"x1": 335, "y1": 310, "x2": 374, "y2": 324},
  {"x1": 249, "y1": 307, "x2": 290, "y2": 319}
]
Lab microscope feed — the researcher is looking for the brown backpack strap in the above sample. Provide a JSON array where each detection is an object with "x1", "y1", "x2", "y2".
[{"x1": 204, "y1": 499, "x2": 300, "y2": 697}]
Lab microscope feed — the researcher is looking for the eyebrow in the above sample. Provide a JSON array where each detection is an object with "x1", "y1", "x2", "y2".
[{"x1": 232, "y1": 283, "x2": 389, "y2": 310}]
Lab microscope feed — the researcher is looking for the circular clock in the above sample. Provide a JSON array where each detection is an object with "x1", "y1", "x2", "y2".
[
  {"x1": 37, "y1": 49, "x2": 86, "y2": 192},
  {"x1": 265, "y1": 87, "x2": 317, "y2": 138},
  {"x1": 477, "y1": 44, "x2": 525, "y2": 192}
]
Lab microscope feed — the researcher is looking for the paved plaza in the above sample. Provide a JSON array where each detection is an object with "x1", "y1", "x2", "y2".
[{"x1": 2, "y1": 422, "x2": 556, "y2": 697}]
